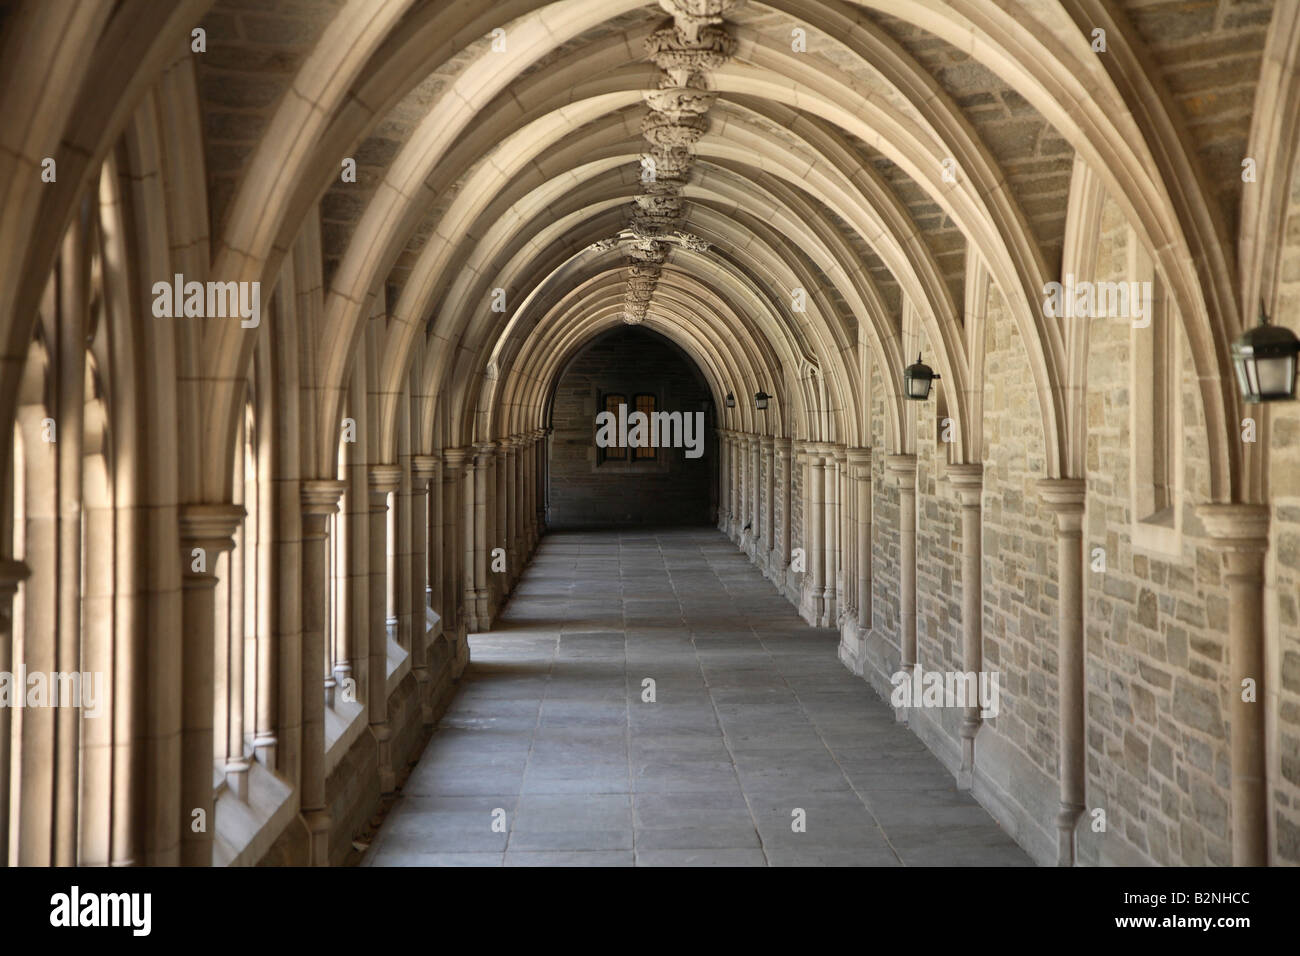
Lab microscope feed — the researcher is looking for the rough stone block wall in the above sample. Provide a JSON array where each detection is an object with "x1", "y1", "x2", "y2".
[
  {"x1": 1072, "y1": 198, "x2": 1231, "y2": 866},
  {"x1": 979, "y1": 285, "x2": 1060, "y2": 785},
  {"x1": 869, "y1": 357, "x2": 901, "y2": 672},
  {"x1": 914, "y1": 329, "x2": 964, "y2": 744},
  {"x1": 548, "y1": 328, "x2": 712, "y2": 528},
  {"x1": 1253, "y1": 154, "x2": 1300, "y2": 864}
]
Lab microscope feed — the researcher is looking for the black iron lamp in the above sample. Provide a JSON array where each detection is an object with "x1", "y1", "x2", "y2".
[
  {"x1": 1232, "y1": 303, "x2": 1299, "y2": 403},
  {"x1": 754, "y1": 390, "x2": 771, "y2": 410},
  {"x1": 725, "y1": 392, "x2": 736, "y2": 408},
  {"x1": 903, "y1": 353, "x2": 940, "y2": 400}
]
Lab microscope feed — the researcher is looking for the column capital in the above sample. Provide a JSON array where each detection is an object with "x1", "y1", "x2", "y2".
[
  {"x1": 773, "y1": 436, "x2": 793, "y2": 456},
  {"x1": 1197, "y1": 503, "x2": 1270, "y2": 553},
  {"x1": 886, "y1": 453, "x2": 916, "y2": 488},
  {"x1": 760, "y1": 434, "x2": 775, "y2": 449},
  {"x1": 831, "y1": 444, "x2": 848, "y2": 462},
  {"x1": 1037, "y1": 477, "x2": 1086, "y2": 512},
  {"x1": 411, "y1": 454, "x2": 440, "y2": 481},
  {"x1": 301, "y1": 479, "x2": 347, "y2": 515},
  {"x1": 1037, "y1": 477, "x2": 1086, "y2": 532},
  {"x1": 472, "y1": 441, "x2": 497, "y2": 462},
  {"x1": 441, "y1": 447, "x2": 468, "y2": 469},
  {"x1": 178, "y1": 503, "x2": 244, "y2": 553},
  {"x1": 946, "y1": 462, "x2": 984, "y2": 507},
  {"x1": 368, "y1": 464, "x2": 402, "y2": 495},
  {"x1": 846, "y1": 446, "x2": 872, "y2": 479}
]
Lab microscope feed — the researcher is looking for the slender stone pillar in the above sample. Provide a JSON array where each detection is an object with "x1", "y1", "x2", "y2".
[
  {"x1": 887, "y1": 455, "x2": 917, "y2": 720},
  {"x1": 761, "y1": 437, "x2": 775, "y2": 569},
  {"x1": 493, "y1": 439, "x2": 508, "y2": 609},
  {"x1": 506, "y1": 440, "x2": 520, "y2": 585},
  {"x1": 0, "y1": 559, "x2": 30, "y2": 864},
  {"x1": 368, "y1": 465, "x2": 401, "y2": 793},
  {"x1": 948, "y1": 463, "x2": 984, "y2": 789},
  {"x1": 178, "y1": 504, "x2": 243, "y2": 866},
  {"x1": 469, "y1": 443, "x2": 496, "y2": 630},
  {"x1": 721, "y1": 432, "x2": 731, "y2": 535},
  {"x1": 386, "y1": 478, "x2": 399, "y2": 643},
  {"x1": 441, "y1": 449, "x2": 467, "y2": 636},
  {"x1": 801, "y1": 446, "x2": 827, "y2": 626},
  {"x1": 1038, "y1": 478, "x2": 1087, "y2": 865},
  {"x1": 410, "y1": 456, "x2": 439, "y2": 721},
  {"x1": 840, "y1": 446, "x2": 855, "y2": 626},
  {"x1": 773, "y1": 439, "x2": 792, "y2": 580},
  {"x1": 749, "y1": 434, "x2": 761, "y2": 556},
  {"x1": 828, "y1": 445, "x2": 845, "y2": 623},
  {"x1": 300, "y1": 479, "x2": 345, "y2": 865},
  {"x1": 838, "y1": 448, "x2": 872, "y2": 674},
  {"x1": 422, "y1": 453, "x2": 442, "y2": 614},
  {"x1": 530, "y1": 434, "x2": 540, "y2": 546},
  {"x1": 1199, "y1": 503, "x2": 1271, "y2": 866},
  {"x1": 734, "y1": 434, "x2": 745, "y2": 540},
  {"x1": 854, "y1": 450, "x2": 873, "y2": 630},
  {"x1": 717, "y1": 431, "x2": 728, "y2": 532},
  {"x1": 536, "y1": 431, "x2": 548, "y2": 536}
]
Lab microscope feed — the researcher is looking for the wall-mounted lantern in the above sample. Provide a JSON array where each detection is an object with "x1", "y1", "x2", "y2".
[
  {"x1": 903, "y1": 353, "x2": 940, "y2": 400},
  {"x1": 1232, "y1": 304, "x2": 1299, "y2": 403},
  {"x1": 725, "y1": 392, "x2": 736, "y2": 408},
  {"x1": 754, "y1": 390, "x2": 771, "y2": 410}
]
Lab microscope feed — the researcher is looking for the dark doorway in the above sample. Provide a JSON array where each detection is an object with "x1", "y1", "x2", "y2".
[{"x1": 546, "y1": 326, "x2": 715, "y2": 528}]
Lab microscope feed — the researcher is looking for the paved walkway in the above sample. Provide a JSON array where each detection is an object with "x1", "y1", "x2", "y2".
[{"x1": 365, "y1": 528, "x2": 1032, "y2": 866}]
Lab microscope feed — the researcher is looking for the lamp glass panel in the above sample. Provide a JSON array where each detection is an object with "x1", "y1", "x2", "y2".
[{"x1": 1257, "y1": 354, "x2": 1296, "y2": 397}]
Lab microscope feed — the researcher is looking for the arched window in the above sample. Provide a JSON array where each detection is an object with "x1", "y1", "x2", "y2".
[
  {"x1": 633, "y1": 393, "x2": 657, "y2": 459},
  {"x1": 599, "y1": 392, "x2": 626, "y2": 462}
]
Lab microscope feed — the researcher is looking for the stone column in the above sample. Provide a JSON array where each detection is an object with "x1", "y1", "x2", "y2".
[
  {"x1": 717, "y1": 431, "x2": 728, "y2": 532},
  {"x1": 410, "y1": 455, "x2": 439, "y2": 722},
  {"x1": 441, "y1": 449, "x2": 467, "y2": 637},
  {"x1": 178, "y1": 504, "x2": 243, "y2": 866},
  {"x1": 733, "y1": 434, "x2": 743, "y2": 538},
  {"x1": 385, "y1": 479, "x2": 399, "y2": 644},
  {"x1": 841, "y1": 446, "x2": 855, "y2": 627},
  {"x1": 828, "y1": 445, "x2": 846, "y2": 623},
  {"x1": 838, "y1": 448, "x2": 872, "y2": 674},
  {"x1": 0, "y1": 558, "x2": 30, "y2": 863},
  {"x1": 801, "y1": 446, "x2": 827, "y2": 626},
  {"x1": 507, "y1": 439, "x2": 521, "y2": 584},
  {"x1": 761, "y1": 436, "x2": 776, "y2": 568},
  {"x1": 1038, "y1": 477, "x2": 1087, "y2": 866},
  {"x1": 300, "y1": 479, "x2": 346, "y2": 865},
  {"x1": 493, "y1": 438, "x2": 508, "y2": 608},
  {"x1": 536, "y1": 431, "x2": 548, "y2": 536},
  {"x1": 368, "y1": 464, "x2": 401, "y2": 793},
  {"x1": 775, "y1": 439, "x2": 792, "y2": 582},
  {"x1": 887, "y1": 455, "x2": 917, "y2": 716},
  {"x1": 526, "y1": 433, "x2": 539, "y2": 549},
  {"x1": 948, "y1": 463, "x2": 984, "y2": 790},
  {"x1": 470, "y1": 442, "x2": 496, "y2": 630},
  {"x1": 721, "y1": 432, "x2": 731, "y2": 535},
  {"x1": 1200, "y1": 503, "x2": 1271, "y2": 866},
  {"x1": 749, "y1": 434, "x2": 761, "y2": 555}
]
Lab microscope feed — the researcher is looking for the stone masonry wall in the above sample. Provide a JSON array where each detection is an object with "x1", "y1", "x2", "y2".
[{"x1": 548, "y1": 327, "x2": 712, "y2": 528}]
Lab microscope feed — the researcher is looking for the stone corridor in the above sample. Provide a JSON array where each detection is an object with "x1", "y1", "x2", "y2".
[{"x1": 365, "y1": 529, "x2": 1030, "y2": 866}]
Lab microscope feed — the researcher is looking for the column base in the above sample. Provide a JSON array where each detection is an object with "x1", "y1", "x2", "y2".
[
  {"x1": 1056, "y1": 802, "x2": 1085, "y2": 866},
  {"x1": 838, "y1": 622, "x2": 867, "y2": 676},
  {"x1": 302, "y1": 808, "x2": 331, "y2": 866},
  {"x1": 371, "y1": 722, "x2": 395, "y2": 794},
  {"x1": 957, "y1": 718, "x2": 979, "y2": 790}
]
